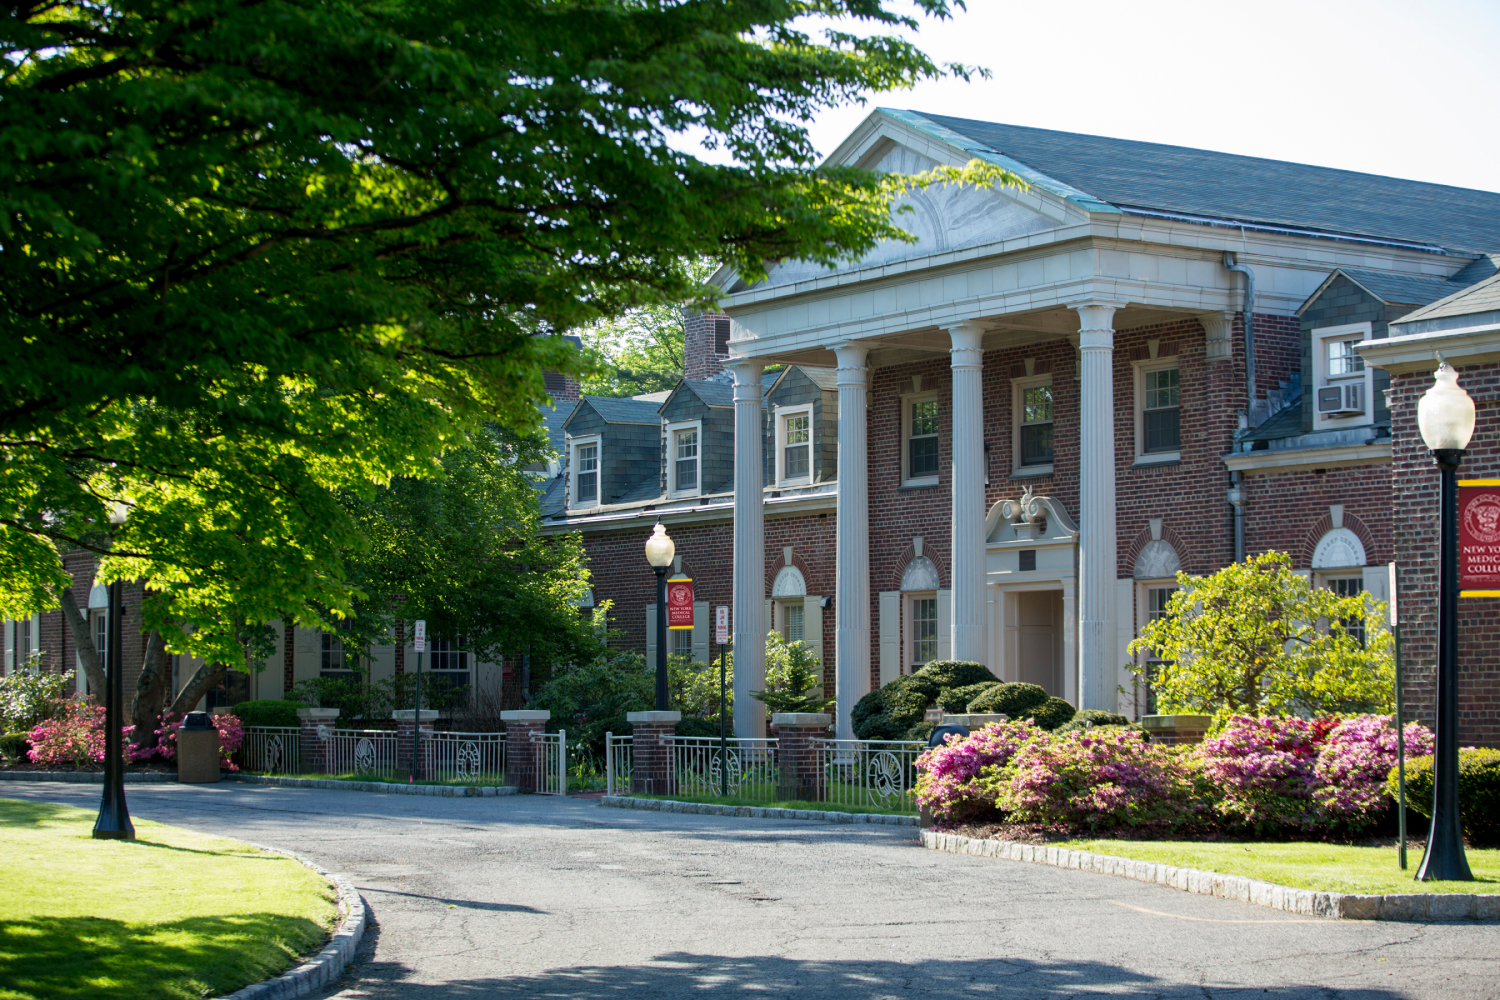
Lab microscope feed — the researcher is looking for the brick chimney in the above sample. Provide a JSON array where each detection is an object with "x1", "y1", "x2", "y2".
[{"x1": 684, "y1": 310, "x2": 731, "y2": 381}]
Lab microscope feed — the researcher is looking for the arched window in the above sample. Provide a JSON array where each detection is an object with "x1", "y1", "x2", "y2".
[
  {"x1": 1312, "y1": 527, "x2": 1369, "y2": 646},
  {"x1": 772, "y1": 565, "x2": 807, "y2": 642},
  {"x1": 901, "y1": 556, "x2": 941, "y2": 670}
]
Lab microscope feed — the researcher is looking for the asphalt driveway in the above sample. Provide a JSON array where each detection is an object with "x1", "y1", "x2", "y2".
[{"x1": 4, "y1": 782, "x2": 1495, "y2": 999}]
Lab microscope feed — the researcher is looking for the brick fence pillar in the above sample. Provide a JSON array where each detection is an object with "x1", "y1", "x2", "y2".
[
  {"x1": 773, "y1": 713, "x2": 831, "y2": 802},
  {"x1": 626, "y1": 711, "x2": 681, "y2": 795},
  {"x1": 1141, "y1": 714, "x2": 1211, "y2": 746},
  {"x1": 393, "y1": 709, "x2": 438, "y2": 775},
  {"x1": 296, "y1": 707, "x2": 339, "y2": 774},
  {"x1": 500, "y1": 710, "x2": 550, "y2": 792}
]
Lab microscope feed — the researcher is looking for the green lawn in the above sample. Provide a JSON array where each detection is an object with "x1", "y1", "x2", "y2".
[
  {"x1": 0, "y1": 798, "x2": 339, "y2": 1000},
  {"x1": 632, "y1": 791, "x2": 913, "y2": 816},
  {"x1": 1054, "y1": 838, "x2": 1500, "y2": 895}
]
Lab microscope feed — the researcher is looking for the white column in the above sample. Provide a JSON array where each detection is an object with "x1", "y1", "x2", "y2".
[
  {"x1": 1073, "y1": 302, "x2": 1119, "y2": 710},
  {"x1": 947, "y1": 322, "x2": 987, "y2": 664},
  {"x1": 729, "y1": 359, "x2": 766, "y2": 739},
  {"x1": 834, "y1": 342, "x2": 870, "y2": 740}
]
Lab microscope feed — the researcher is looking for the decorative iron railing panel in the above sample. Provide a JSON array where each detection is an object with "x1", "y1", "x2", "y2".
[
  {"x1": 817, "y1": 739, "x2": 924, "y2": 814},
  {"x1": 422, "y1": 731, "x2": 505, "y2": 784},
  {"x1": 325, "y1": 729, "x2": 401, "y2": 779},
  {"x1": 239, "y1": 726, "x2": 301, "y2": 775},
  {"x1": 668, "y1": 736, "x2": 778, "y2": 802}
]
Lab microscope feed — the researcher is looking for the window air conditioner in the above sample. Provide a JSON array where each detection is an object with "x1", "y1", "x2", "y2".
[{"x1": 1317, "y1": 382, "x2": 1363, "y2": 416}]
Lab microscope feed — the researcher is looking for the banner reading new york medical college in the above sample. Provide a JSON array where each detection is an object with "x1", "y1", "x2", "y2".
[
  {"x1": 1459, "y1": 481, "x2": 1500, "y2": 595},
  {"x1": 667, "y1": 577, "x2": 695, "y2": 628}
]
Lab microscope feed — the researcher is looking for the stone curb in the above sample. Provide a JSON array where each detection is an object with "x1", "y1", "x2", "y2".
[
  {"x1": 225, "y1": 774, "x2": 518, "y2": 797},
  {"x1": 0, "y1": 770, "x2": 175, "y2": 783},
  {"x1": 921, "y1": 830, "x2": 1500, "y2": 921},
  {"x1": 218, "y1": 846, "x2": 367, "y2": 1000},
  {"x1": 601, "y1": 794, "x2": 917, "y2": 826}
]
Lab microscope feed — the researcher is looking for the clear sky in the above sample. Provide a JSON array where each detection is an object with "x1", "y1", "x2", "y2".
[{"x1": 755, "y1": 0, "x2": 1500, "y2": 193}]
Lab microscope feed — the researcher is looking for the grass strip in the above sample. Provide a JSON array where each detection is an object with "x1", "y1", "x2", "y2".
[
  {"x1": 1053, "y1": 838, "x2": 1500, "y2": 895},
  {"x1": 0, "y1": 798, "x2": 339, "y2": 1000}
]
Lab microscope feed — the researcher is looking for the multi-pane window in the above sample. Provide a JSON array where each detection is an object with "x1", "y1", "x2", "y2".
[
  {"x1": 908, "y1": 400, "x2": 940, "y2": 479},
  {"x1": 429, "y1": 637, "x2": 471, "y2": 691},
  {"x1": 320, "y1": 631, "x2": 352, "y2": 676},
  {"x1": 1328, "y1": 339, "x2": 1365, "y2": 377},
  {"x1": 1143, "y1": 586, "x2": 1177, "y2": 715},
  {"x1": 911, "y1": 597, "x2": 937, "y2": 667},
  {"x1": 1143, "y1": 367, "x2": 1181, "y2": 454},
  {"x1": 574, "y1": 442, "x2": 598, "y2": 506},
  {"x1": 784, "y1": 603, "x2": 804, "y2": 643},
  {"x1": 673, "y1": 428, "x2": 698, "y2": 493},
  {"x1": 17, "y1": 618, "x2": 31, "y2": 671},
  {"x1": 783, "y1": 413, "x2": 811, "y2": 481},
  {"x1": 95, "y1": 612, "x2": 108, "y2": 674},
  {"x1": 1020, "y1": 385, "x2": 1053, "y2": 467},
  {"x1": 1327, "y1": 577, "x2": 1366, "y2": 647},
  {"x1": 672, "y1": 628, "x2": 694, "y2": 659}
]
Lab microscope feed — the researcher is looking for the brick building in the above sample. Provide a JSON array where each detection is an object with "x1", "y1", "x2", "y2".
[{"x1": 542, "y1": 110, "x2": 1500, "y2": 744}]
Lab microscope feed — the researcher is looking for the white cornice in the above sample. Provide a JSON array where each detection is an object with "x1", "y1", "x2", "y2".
[
  {"x1": 1222, "y1": 441, "x2": 1392, "y2": 476},
  {"x1": 541, "y1": 489, "x2": 836, "y2": 535},
  {"x1": 1356, "y1": 324, "x2": 1500, "y2": 375}
]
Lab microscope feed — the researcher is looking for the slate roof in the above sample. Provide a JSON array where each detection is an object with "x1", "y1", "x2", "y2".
[
  {"x1": 1238, "y1": 401, "x2": 1303, "y2": 443},
  {"x1": 908, "y1": 112, "x2": 1500, "y2": 253},
  {"x1": 571, "y1": 396, "x2": 662, "y2": 425},
  {"x1": 1392, "y1": 271, "x2": 1500, "y2": 326},
  {"x1": 1337, "y1": 269, "x2": 1468, "y2": 307},
  {"x1": 678, "y1": 378, "x2": 736, "y2": 407},
  {"x1": 539, "y1": 403, "x2": 570, "y2": 457}
]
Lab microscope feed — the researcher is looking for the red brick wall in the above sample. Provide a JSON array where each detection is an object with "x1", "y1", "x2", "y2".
[
  {"x1": 684, "y1": 311, "x2": 730, "y2": 382},
  {"x1": 1242, "y1": 464, "x2": 1393, "y2": 567},
  {"x1": 1390, "y1": 362, "x2": 1500, "y2": 747},
  {"x1": 36, "y1": 553, "x2": 151, "y2": 708}
]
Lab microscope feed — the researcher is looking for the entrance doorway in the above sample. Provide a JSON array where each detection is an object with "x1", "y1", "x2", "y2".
[{"x1": 1017, "y1": 590, "x2": 1064, "y2": 696}]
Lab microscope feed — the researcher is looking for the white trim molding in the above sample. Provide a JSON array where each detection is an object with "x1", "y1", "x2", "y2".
[
  {"x1": 1223, "y1": 441, "x2": 1391, "y2": 476},
  {"x1": 665, "y1": 418, "x2": 703, "y2": 499},
  {"x1": 1310, "y1": 321, "x2": 1375, "y2": 427},
  {"x1": 774, "y1": 403, "x2": 815, "y2": 487},
  {"x1": 568, "y1": 434, "x2": 602, "y2": 510},
  {"x1": 1011, "y1": 373, "x2": 1054, "y2": 478},
  {"x1": 1132, "y1": 355, "x2": 1181, "y2": 466}
]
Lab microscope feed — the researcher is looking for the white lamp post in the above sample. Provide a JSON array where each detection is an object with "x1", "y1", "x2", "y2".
[
  {"x1": 93, "y1": 501, "x2": 134, "y2": 840},
  {"x1": 644, "y1": 520, "x2": 675, "y2": 711},
  {"x1": 1415, "y1": 361, "x2": 1474, "y2": 882}
]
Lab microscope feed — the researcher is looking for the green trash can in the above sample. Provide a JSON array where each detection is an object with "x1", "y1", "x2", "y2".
[{"x1": 177, "y1": 712, "x2": 221, "y2": 784}]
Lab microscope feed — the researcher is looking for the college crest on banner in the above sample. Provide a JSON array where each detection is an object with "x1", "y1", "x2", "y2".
[{"x1": 1459, "y1": 481, "x2": 1500, "y2": 596}]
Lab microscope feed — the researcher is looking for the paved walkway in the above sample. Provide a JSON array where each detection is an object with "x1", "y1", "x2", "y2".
[{"x1": 5, "y1": 783, "x2": 1497, "y2": 999}]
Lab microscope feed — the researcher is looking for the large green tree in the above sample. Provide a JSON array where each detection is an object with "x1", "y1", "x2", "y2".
[{"x1": 1, "y1": 0, "x2": 1015, "y2": 662}]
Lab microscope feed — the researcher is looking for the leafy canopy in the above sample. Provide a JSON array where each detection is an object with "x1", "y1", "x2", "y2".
[
  {"x1": 1128, "y1": 551, "x2": 1394, "y2": 726},
  {"x1": 1, "y1": 0, "x2": 1017, "y2": 661}
]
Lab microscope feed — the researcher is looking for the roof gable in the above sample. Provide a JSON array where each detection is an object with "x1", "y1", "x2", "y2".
[
  {"x1": 1391, "y1": 271, "x2": 1500, "y2": 329},
  {"x1": 561, "y1": 395, "x2": 661, "y2": 432}
]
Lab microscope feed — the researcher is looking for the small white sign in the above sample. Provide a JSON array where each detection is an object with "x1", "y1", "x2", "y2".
[
  {"x1": 1388, "y1": 563, "x2": 1398, "y2": 627},
  {"x1": 715, "y1": 606, "x2": 729, "y2": 646},
  {"x1": 414, "y1": 619, "x2": 426, "y2": 653}
]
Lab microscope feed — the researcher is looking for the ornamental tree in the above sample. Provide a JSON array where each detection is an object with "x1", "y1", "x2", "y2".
[
  {"x1": 1, "y1": 0, "x2": 1015, "y2": 663},
  {"x1": 1127, "y1": 551, "x2": 1394, "y2": 726}
]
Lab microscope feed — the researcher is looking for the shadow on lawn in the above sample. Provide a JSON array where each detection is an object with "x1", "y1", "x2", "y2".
[
  {"x1": 0, "y1": 913, "x2": 327, "y2": 1000},
  {"x1": 334, "y1": 952, "x2": 1419, "y2": 1000}
]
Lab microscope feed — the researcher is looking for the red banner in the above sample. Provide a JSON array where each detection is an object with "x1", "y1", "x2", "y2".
[
  {"x1": 1459, "y1": 483, "x2": 1500, "y2": 595},
  {"x1": 667, "y1": 577, "x2": 695, "y2": 628}
]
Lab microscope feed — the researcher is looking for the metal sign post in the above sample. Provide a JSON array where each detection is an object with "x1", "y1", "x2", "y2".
[
  {"x1": 1389, "y1": 563, "x2": 1407, "y2": 871},
  {"x1": 716, "y1": 606, "x2": 729, "y2": 797},
  {"x1": 412, "y1": 620, "x2": 426, "y2": 783}
]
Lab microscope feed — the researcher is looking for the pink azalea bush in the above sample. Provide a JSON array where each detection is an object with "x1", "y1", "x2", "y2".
[
  {"x1": 913, "y1": 720, "x2": 1043, "y2": 821},
  {"x1": 129, "y1": 712, "x2": 245, "y2": 771},
  {"x1": 1196, "y1": 715, "x2": 1331, "y2": 833},
  {"x1": 1313, "y1": 714, "x2": 1433, "y2": 826},
  {"x1": 26, "y1": 697, "x2": 115, "y2": 767},
  {"x1": 993, "y1": 728, "x2": 1204, "y2": 832}
]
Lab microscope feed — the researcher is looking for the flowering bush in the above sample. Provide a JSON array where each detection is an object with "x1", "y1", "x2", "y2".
[
  {"x1": 26, "y1": 697, "x2": 112, "y2": 767},
  {"x1": 129, "y1": 712, "x2": 245, "y2": 771},
  {"x1": 1196, "y1": 715, "x2": 1329, "y2": 833},
  {"x1": 1313, "y1": 715, "x2": 1433, "y2": 826},
  {"x1": 913, "y1": 720, "x2": 1044, "y2": 821},
  {"x1": 993, "y1": 728, "x2": 1204, "y2": 832}
]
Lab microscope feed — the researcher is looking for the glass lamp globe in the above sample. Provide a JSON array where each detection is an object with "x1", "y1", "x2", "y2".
[
  {"x1": 644, "y1": 521, "x2": 675, "y2": 568},
  {"x1": 107, "y1": 501, "x2": 129, "y2": 526},
  {"x1": 1417, "y1": 363, "x2": 1476, "y2": 452}
]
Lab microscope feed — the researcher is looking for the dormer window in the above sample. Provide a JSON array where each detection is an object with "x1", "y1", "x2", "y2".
[
  {"x1": 571, "y1": 436, "x2": 600, "y2": 507},
  {"x1": 776, "y1": 405, "x2": 813, "y2": 485},
  {"x1": 666, "y1": 420, "x2": 701, "y2": 497},
  {"x1": 1312, "y1": 322, "x2": 1373, "y2": 424}
]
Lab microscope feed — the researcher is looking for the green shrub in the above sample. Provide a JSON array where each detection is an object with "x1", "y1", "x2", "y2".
[
  {"x1": 917, "y1": 661, "x2": 999, "y2": 691},
  {"x1": 1390, "y1": 748, "x2": 1500, "y2": 847},
  {"x1": 531, "y1": 650, "x2": 654, "y2": 759},
  {"x1": 232, "y1": 700, "x2": 303, "y2": 729},
  {"x1": 966, "y1": 682, "x2": 1049, "y2": 718},
  {"x1": 938, "y1": 682, "x2": 1002, "y2": 714},
  {"x1": 0, "y1": 732, "x2": 29, "y2": 763},
  {"x1": 1027, "y1": 696, "x2": 1077, "y2": 730},
  {"x1": 904, "y1": 720, "x2": 936, "y2": 742},
  {"x1": 1056, "y1": 709, "x2": 1131, "y2": 732},
  {"x1": 0, "y1": 670, "x2": 73, "y2": 733},
  {"x1": 676, "y1": 717, "x2": 731, "y2": 739}
]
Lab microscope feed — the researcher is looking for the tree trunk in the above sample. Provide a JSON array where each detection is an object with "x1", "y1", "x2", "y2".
[
  {"x1": 130, "y1": 632, "x2": 171, "y2": 748},
  {"x1": 57, "y1": 586, "x2": 106, "y2": 695},
  {"x1": 170, "y1": 660, "x2": 228, "y2": 718}
]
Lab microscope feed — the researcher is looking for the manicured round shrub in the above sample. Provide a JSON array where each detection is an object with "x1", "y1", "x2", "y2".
[
  {"x1": 966, "y1": 682, "x2": 1049, "y2": 718},
  {"x1": 938, "y1": 682, "x2": 1002, "y2": 714},
  {"x1": 904, "y1": 720, "x2": 936, "y2": 742},
  {"x1": 232, "y1": 700, "x2": 303, "y2": 729},
  {"x1": 1026, "y1": 696, "x2": 1076, "y2": 730},
  {"x1": 1055, "y1": 710, "x2": 1132, "y2": 735},
  {"x1": 917, "y1": 660, "x2": 999, "y2": 691},
  {"x1": 1391, "y1": 747, "x2": 1500, "y2": 847}
]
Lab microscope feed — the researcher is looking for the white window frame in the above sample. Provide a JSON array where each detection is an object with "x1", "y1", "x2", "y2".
[
  {"x1": 1011, "y1": 375, "x2": 1054, "y2": 478},
  {"x1": 665, "y1": 419, "x2": 703, "y2": 499},
  {"x1": 1134, "y1": 581, "x2": 1178, "y2": 719},
  {"x1": 569, "y1": 434, "x2": 602, "y2": 509},
  {"x1": 905, "y1": 591, "x2": 938, "y2": 673},
  {"x1": 900, "y1": 390, "x2": 941, "y2": 488},
  {"x1": 1133, "y1": 357, "x2": 1182, "y2": 466},
  {"x1": 1311, "y1": 321, "x2": 1375, "y2": 426},
  {"x1": 775, "y1": 403, "x2": 815, "y2": 486}
]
